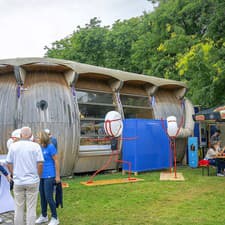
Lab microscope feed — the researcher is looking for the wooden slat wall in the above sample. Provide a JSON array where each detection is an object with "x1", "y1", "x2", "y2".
[
  {"x1": 0, "y1": 73, "x2": 17, "y2": 153},
  {"x1": 76, "y1": 75, "x2": 112, "y2": 92},
  {"x1": 153, "y1": 89, "x2": 186, "y2": 161},
  {"x1": 153, "y1": 89, "x2": 183, "y2": 121},
  {"x1": 16, "y1": 71, "x2": 79, "y2": 176},
  {"x1": 120, "y1": 81, "x2": 148, "y2": 96}
]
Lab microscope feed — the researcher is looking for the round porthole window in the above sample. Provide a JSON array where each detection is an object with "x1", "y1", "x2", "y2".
[{"x1": 36, "y1": 100, "x2": 48, "y2": 111}]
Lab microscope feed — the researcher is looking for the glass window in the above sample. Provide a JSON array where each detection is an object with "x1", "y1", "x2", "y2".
[
  {"x1": 77, "y1": 89, "x2": 115, "y2": 148},
  {"x1": 81, "y1": 120, "x2": 105, "y2": 137},
  {"x1": 123, "y1": 107, "x2": 153, "y2": 119},
  {"x1": 77, "y1": 90, "x2": 115, "y2": 119},
  {"x1": 80, "y1": 120, "x2": 110, "y2": 145},
  {"x1": 120, "y1": 95, "x2": 150, "y2": 107},
  {"x1": 120, "y1": 94, "x2": 153, "y2": 119},
  {"x1": 77, "y1": 90, "x2": 113, "y2": 104},
  {"x1": 79, "y1": 104, "x2": 115, "y2": 119}
]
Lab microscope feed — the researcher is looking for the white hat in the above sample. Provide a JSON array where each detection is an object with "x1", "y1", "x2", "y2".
[
  {"x1": 7, "y1": 138, "x2": 13, "y2": 149},
  {"x1": 11, "y1": 129, "x2": 21, "y2": 138},
  {"x1": 44, "y1": 129, "x2": 50, "y2": 134}
]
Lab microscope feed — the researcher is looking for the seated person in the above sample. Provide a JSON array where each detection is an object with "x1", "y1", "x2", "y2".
[
  {"x1": 210, "y1": 129, "x2": 221, "y2": 146},
  {"x1": 205, "y1": 141, "x2": 225, "y2": 176}
]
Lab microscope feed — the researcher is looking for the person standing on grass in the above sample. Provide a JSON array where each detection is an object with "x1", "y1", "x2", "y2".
[
  {"x1": 0, "y1": 165, "x2": 11, "y2": 183},
  {"x1": 6, "y1": 128, "x2": 21, "y2": 149},
  {"x1": 6, "y1": 126, "x2": 44, "y2": 225},
  {"x1": 0, "y1": 165, "x2": 12, "y2": 224},
  {"x1": 35, "y1": 131, "x2": 60, "y2": 225},
  {"x1": 44, "y1": 129, "x2": 58, "y2": 150}
]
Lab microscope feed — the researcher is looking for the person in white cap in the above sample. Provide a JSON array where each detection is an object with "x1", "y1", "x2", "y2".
[
  {"x1": 6, "y1": 126, "x2": 44, "y2": 225},
  {"x1": 6, "y1": 128, "x2": 21, "y2": 149}
]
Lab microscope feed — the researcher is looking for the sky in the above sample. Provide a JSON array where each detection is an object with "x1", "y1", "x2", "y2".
[{"x1": 0, "y1": 0, "x2": 154, "y2": 59}]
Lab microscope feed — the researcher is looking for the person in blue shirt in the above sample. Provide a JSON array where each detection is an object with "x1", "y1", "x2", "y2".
[
  {"x1": 0, "y1": 165, "x2": 10, "y2": 180},
  {"x1": 44, "y1": 129, "x2": 58, "y2": 150},
  {"x1": 35, "y1": 131, "x2": 60, "y2": 225},
  {"x1": 0, "y1": 165, "x2": 12, "y2": 223},
  {"x1": 0, "y1": 164, "x2": 11, "y2": 189}
]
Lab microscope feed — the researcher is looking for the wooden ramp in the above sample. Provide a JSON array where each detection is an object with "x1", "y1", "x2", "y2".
[
  {"x1": 160, "y1": 172, "x2": 185, "y2": 181},
  {"x1": 62, "y1": 182, "x2": 69, "y2": 188},
  {"x1": 81, "y1": 178, "x2": 144, "y2": 186}
]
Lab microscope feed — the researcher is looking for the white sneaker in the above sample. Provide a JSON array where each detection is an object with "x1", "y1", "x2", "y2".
[
  {"x1": 0, "y1": 217, "x2": 3, "y2": 223},
  {"x1": 48, "y1": 217, "x2": 59, "y2": 225},
  {"x1": 35, "y1": 215, "x2": 48, "y2": 224},
  {"x1": 217, "y1": 173, "x2": 224, "y2": 177}
]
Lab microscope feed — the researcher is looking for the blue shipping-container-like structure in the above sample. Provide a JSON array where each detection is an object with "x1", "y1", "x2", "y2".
[{"x1": 122, "y1": 119, "x2": 170, "y2": 173}]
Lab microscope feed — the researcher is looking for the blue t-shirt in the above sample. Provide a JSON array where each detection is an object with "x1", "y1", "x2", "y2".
[
  {"x1": 0, "y1": 165, "x2": 8, "y2": 176},
  {"x1": 50, "y1": 136, "x2": 58, "y2": 150},
  {"x1": 41, "y1": 143, "x2": 57, "y2": 178}
]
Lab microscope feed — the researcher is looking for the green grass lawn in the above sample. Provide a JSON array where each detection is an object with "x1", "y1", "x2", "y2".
[{"x1": 38, "y1": 167, "x2": 225, "y2": 225}]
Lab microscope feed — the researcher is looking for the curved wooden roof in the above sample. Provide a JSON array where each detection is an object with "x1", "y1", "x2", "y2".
[{"x1": 0, "y1": 57, "x2": 187, "y2": 89}]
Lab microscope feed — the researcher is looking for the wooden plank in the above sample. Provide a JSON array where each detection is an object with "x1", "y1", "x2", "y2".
[
  {"x1": 160, "y1": 172, "x2": 185, "y2": 181},
  {"x1": 81, "y1": 178, "x2": 144, "y2": 186}
]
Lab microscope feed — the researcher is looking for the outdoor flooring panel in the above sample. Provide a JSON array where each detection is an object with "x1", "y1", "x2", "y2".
[
  {"x1": 160, "y1": 172, "x2": 185, "y2": 181},
  {"x1": 81, "y1": 178, "x2": 144, "y2": 186}
]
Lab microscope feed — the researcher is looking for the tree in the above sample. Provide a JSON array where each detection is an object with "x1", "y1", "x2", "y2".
[
  {"x1": 104, "y1": 17, "x2": 141, "y2": 72},
  {"x1": 45, "y1": 0, "x2": 225, "y2": 107},
  {"x1": 45, "y1": 17, "x2": 109, "y2": 67},
  {"x1": 176, "y1": 39, "x2": 225, "y2": 107}
]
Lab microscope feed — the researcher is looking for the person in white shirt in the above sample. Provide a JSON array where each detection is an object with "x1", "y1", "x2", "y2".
[
  {"x1": 6, "y1": 126, "x2": 44, "y2": 225},
  {"x1": 6, "y1": 128, "x2": 21, "y2": 149}
]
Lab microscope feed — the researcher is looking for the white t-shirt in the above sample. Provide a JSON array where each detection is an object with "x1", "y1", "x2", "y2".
[
  {"x1": 6, "y1": 140, "x2": 44, "y2": 185},
  {"x1": 205, "y1": 147, "x2": 219, "y2": 159},
  {"x1": 6, "y1": 138, "x2": 13, "y2": 149}
]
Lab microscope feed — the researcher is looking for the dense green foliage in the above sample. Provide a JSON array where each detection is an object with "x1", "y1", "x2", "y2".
[{"x1": 45, "y1": 0, "x2": 225, "y2": 108}]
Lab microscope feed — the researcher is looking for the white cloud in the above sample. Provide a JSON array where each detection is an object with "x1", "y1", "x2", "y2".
[{"x1": 0, "y1": 0, "x2": 153, "y2": 59}]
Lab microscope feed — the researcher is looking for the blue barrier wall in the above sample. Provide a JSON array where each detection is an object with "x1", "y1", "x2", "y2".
[{"x1": 122, "y1": 119, "x2": 170, "y2": 172}]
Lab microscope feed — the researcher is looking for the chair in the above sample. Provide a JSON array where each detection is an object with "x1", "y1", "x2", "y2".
[{"x1": 198, "y1": 159, "x2": 210, "y2": 176}]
